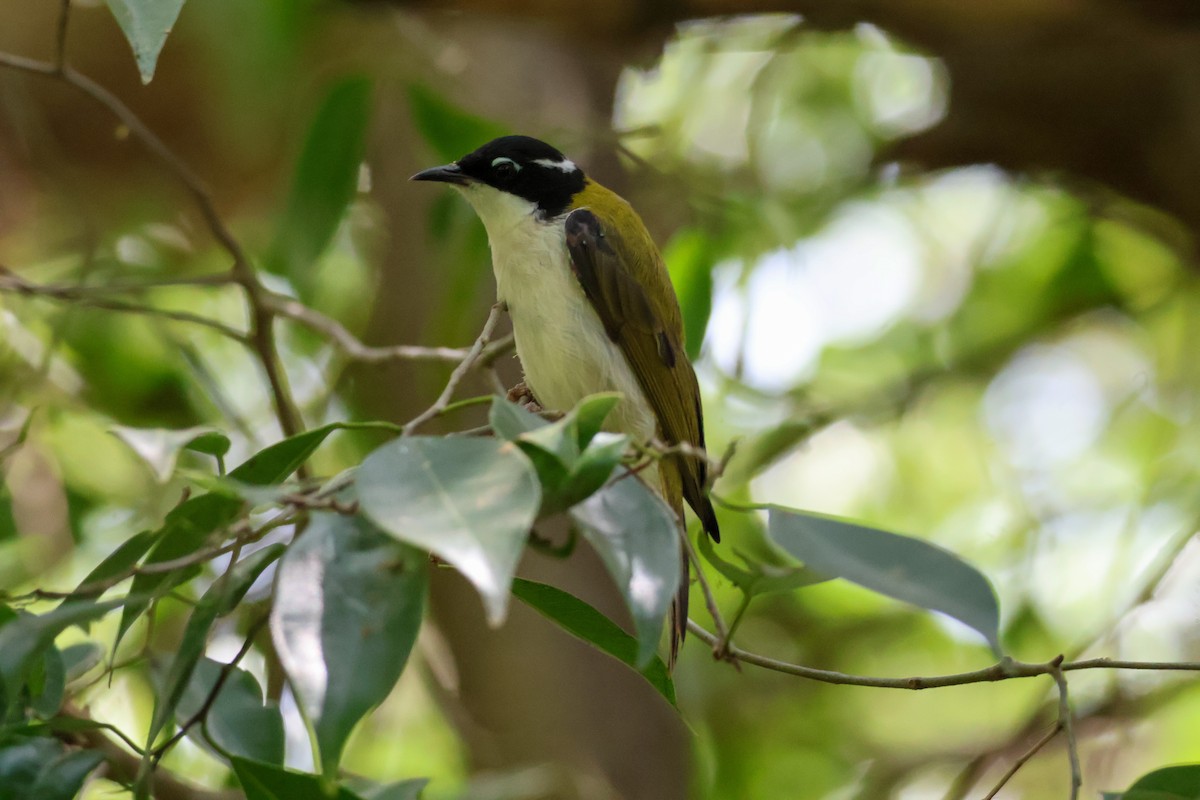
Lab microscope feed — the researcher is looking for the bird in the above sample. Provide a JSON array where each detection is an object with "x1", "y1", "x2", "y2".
[{"x1": 412, "y1": 135, "x2": 719, "y2": 667}]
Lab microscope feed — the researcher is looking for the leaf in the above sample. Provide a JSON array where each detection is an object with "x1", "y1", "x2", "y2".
[
  {"x1": 269, "y1": 77, "x2": 373, "y2": 300},
  {"x1": 110, "y1": 425, "x2": 228, "y2": 482},
  {"x1": 178, "y1": 658, "x2": 284, "y2": 765},
  {"x1": 406, "y1": 84, "x2": 507, "y2": 163},
  {"x1": 271, "y1": 514, "x2": 426, "y2": 777},
  {"x1": 232, "y1": 757, "x2": 362, "y2": 800},
  {"x1": 512, "y1": 578, "x2": 675, "y2": 705},
  {"x1": 117, "y1": 423, "x2": 345, "y2": 646},
  {"x1": 0, "y1": 601, "x2": 122, "y2": 714},
  {"x1": 60, "y1": 642, "x2": 104, "y2": 682},
  {"x1": 695, "y1": 528, "x2": 827, "y2": 596},
  {"x1": 357, "y1": 436, "x2": 539, "y2": 625},
  {"x1": 768, "y1": 508, "x2": 1003, "y2": 654},
  {"x1": 1108, "y1": 765, "x2": 1200, "y2": 799},
  {"x1": 104, "y1": 0, "x2": 186, "y2": 83},
  {"x1": 569, "y1": 475, "x2": 681, "y2": 667},
  {"x1": 147, "y1": 545, "x2": 284, "y2": 749},
  {"x1": 356, "y1": 779, "x2": 430, "y2": 800},
  {"x1": 29, "y1": 646, "x2": 64, "y2": 717},
  {"x1": 663, "y1": 229, "x2": 716, "y2": 361},
  {"x1": 61, "y1": 529, "x2": 157, "y2": 604},
  {"x1": 489, "y1": 396, "x2": 626, "y2": 514},
  {"x1": 186, "y1": 431, "x2": 232, "y2": 458},
  {"x1": 27, "y1": 749, "x2": 105, "y2": 800}
]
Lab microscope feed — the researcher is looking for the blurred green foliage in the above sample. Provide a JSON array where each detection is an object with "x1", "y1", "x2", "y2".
[{"x1": 1, "y1": 2, "x2": 1199, "y2": 799}]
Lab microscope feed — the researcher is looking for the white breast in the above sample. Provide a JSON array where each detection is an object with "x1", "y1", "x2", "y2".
[{"x1": 458, "y1": 184, "x2": 657, "y2": 443}]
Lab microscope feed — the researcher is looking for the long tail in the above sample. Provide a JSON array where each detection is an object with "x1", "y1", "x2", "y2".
[{"x1": 668, "y1": 540, "x2": 689, "y2": 671}]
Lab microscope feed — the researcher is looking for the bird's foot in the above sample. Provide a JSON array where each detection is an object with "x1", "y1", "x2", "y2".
[{"x1": 506, "y1": 381, "x2": 544, "y2": 414}]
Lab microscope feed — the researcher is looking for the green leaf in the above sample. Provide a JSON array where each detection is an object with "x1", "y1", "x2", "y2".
[
  {"x1": 355, "y1": 779, "x2": 430, "y2": 800},
  {"x1": 357, "y1": 436, "x2": 539, "y2": 625},
  {"x1": 406, "y1": 85, "x2": 507, "y2": 163},
  {"x1": 117, "y1": 423, "x2": 345, "y2": 646},
  {"x1": 768, "y1": 508, "x2": 1002, "y2": 654},
  {"x1": 178, "y1": 658, "x2": 284, "y2": 765},
  {"x1": 269, "y1": 76, "x2": 373, "y2": 299},
  {"x1": 104, "y1": 0, "x2": 186, "y2": 83},
  {"x1": 1108, "y1": 765, "x2": 1200, "y2": 799},
  {"x1": 488, "y1": 396, "x2": 546, "y2": 441},
  {"x1": 186, "y1": 431, "x2": 232, "y2": 458},
  {"x1": 147, "y1": 545, "x2": 283, "y2": 749},
  {"x1": 512, "y1": 578, "x2": 674, "y2": 705},
  {"x1": 0, "y1": 601, "x2": 122, "y2": 714},
  {"x1": 695, "y1": 527, "x2": 827, "y2": 596},
  {"x1": 663, "y1": 229, "x2": 716, "y2": 361},
  {"x1": 569, "y1": 475, "x2": 680, "y2": 667},
  {"x1": 60, "y1": 642, "x2": 104, "y2": 682},
  {"x1": 232, "y1": 757, "x2": 362, "y2": 800},
  {"x1": 61, "y1": 529, "x2": 157, "y2": 603},
  {"x1": 29, "y1": 646, "x2": 64, "y2": 717},
  {"x1": 271, "y1": 514, "x2": 426, "y2": 777},
  {"x1": 110, "y1": 425, "x2": 228, "y2": 482},
  {"x1": 27, "y1": 749, "x2": 105, "y2": 800}
]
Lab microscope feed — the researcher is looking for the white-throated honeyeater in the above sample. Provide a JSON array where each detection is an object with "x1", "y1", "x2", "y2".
[{"x1": 413, "y1": 135, "x2": 719, "y2": 667}]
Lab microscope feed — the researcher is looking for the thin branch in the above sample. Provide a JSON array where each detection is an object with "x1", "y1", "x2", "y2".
[
  {"x1": 264, "y1": 292, "x2": 481, "y2": 363},
  {"x1": 403, "y1": 302, "x2": 505, "y2": 435},
  {"x1": 151, "y1": 615, "x2": 268, "y2": 763},
  {"x1": 680, "y1": 530, "x2": 732, "y2": 659},
  {"x1": 980, "y1": 724, "x2": 1062, "y2": 800},
  {"x1": 1051, "y1": 660, "x2": 1082, "y2": 799},
  {"x1": 53, "y1": 0, "x2": 71, "y2": 72},
  {"x1": 685, "y1": 624, "x2": 1200, "y2": 688},
  {"x1": 0, "y1": 270, "x2": 248, "y2": 342}
]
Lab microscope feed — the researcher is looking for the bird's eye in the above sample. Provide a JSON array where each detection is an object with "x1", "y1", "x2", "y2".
[{"x1": 491, "y1": 157, "x2": 520, "y2": 179}]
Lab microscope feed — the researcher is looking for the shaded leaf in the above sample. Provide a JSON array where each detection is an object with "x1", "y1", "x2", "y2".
[
  {"x1": 570, "y1": 475, "x2": 680, "y2": 667},
  {"x1": 61, "y1": 529, "x2": 156, "y2": 603},
  {"x1": 0, "y1": 601, "x2": 122, "y2": 714},
  {"x1": 117, "y1": 423, "x2": 346, "y2": 646},
  {"x1": 178, "y1": 658, "x2": 284, "y2": 765},
  {"x1": 269, "y1": 77, "x2": 372, "y2": 300},
  {"x1": 357, "y1": 436, "x2": 538, "y2": 625},
  {"x1": 147, "y1": 545, "x2": 283, "y2": 749},
  {"x1": 29, "y1": 646, "x2": 64, "y2": 718},
  {"x1": 406, "y1": 85, "x2": 507, "y2": 163},
  {"x1": 60, "y1": 642, "x2": 104, "y2": 682},
  {"x1": 512, "y1": 578, "x2": 674, "y2": 705},
  {"x1": 27, "y1": 749, "x2": 105, "y2": 800},
  {"x1": 110, "y1": 425, "x2": 227, "y2": 482},
  {"x1": 271, "y1": 514, "x2": 426, "y2": 777},
  {"x1": 1107, "y1": 764, "x2": 1200, "y2": 799},
  {"x1": 768, "y1": 508, "x2": 1002, "y2": 654},
  {"x1": 232, "y1": 757, "x2": 362, "y2": 800},
  {"x1": 104, "y1": 0, "x2": 186, "y2": 83},
  {"x1": 0, "y1": 738, "x2": 102, "y2": 800}
]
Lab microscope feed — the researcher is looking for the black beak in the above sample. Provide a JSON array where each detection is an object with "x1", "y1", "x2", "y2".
[{"x1": 410, "y1": 163, "x2": 470, "y2": 185}]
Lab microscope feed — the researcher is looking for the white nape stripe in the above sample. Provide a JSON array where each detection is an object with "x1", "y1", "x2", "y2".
[{"x1": 534, "y1": 157, "x2": 578, "y2": 173}]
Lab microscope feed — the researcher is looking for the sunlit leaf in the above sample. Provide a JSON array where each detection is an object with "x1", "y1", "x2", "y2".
[
  {"x1": 357, "y1": 436, "x2": 538, "y2": 625},
  {"x1": 178, "y1": 658, "x2": 284, "y2": 765},
  {"x1": 269, "y1": 76, "x2": 373, "y2": 300},
  {"x1": 407, "y1": 84, "x2": 507, "y2": 163},
  {"x1": 271, "y1": 514, "x2": 426, "y2": 777},
  {"x1": 569, "y1": 474, "x2": 680, "y2": 667},
  {"x1": 768, "y1": 508, "x2": 1002, "y2": 654},
  {"x1": 104, "y1": 0, "x2": 186, "y2": 83},
  {"x1": 512, "y1": 578, "x2": 675, "y2": 704}
]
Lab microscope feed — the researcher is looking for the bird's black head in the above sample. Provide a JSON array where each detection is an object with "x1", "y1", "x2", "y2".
[{"x1": 411, "y1": 135, "x2": 586, "y2": 218}]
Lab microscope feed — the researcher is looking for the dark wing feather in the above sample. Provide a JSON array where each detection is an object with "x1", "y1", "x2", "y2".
[{"x1": 564, "y1": 207, "x2": 719, "y2": 543}]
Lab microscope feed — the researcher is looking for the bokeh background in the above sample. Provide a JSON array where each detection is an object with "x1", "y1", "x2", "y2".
[{"x1": 3, "y1": 1, "x2": 1200, "y2": 798}]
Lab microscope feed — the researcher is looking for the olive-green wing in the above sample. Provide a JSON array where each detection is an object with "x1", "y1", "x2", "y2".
[{"x1": 564, "y1": 207, "x2": 719, "y2": 542}]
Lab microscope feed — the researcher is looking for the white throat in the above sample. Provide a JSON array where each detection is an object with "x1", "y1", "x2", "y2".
[{"x1": 454, "y1": 183, "x2": 657, "y2": 445}]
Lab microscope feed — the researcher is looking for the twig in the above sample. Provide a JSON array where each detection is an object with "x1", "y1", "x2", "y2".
[
  {"x1": 263, "y1": 292, "x2": 481, "y2": 363},
  {"x1": 0, "y1": 42, "x2": 305, "y2": 441},
  {"x1": 151, "y1": 615, "x2": 268, "y2": 763},
  {"x1": 680, "y1": 530, "x2": 732, "y2": 660},
  {"x1": 0, "y1": 270, "x2": 248, "y2": 341},
  {"x1": 403, "y1": 302, "x2": 505, "y2": 435},
  {"x1": 1050, "y1": 659, "x2": 1082, "y2": 799},
  {"x1": 980, "y1": 724, "x2": 1062, "y2": 800},
  {"x1": 53, "y1": 0, "x2": 71, "y2": 72},
  {"x1": 685, "y1": 625, "x2": 1200, "y2": 688}
]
